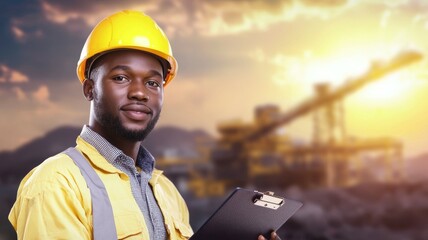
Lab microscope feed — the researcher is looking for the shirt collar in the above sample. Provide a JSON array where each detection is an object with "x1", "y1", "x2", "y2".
[{"x1": 80, "y1": 125, "x2": 155, "y2": 174}]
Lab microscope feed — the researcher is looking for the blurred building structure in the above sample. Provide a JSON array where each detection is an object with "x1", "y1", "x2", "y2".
[{"x1": 157, "y1": 50, "x2": 422, "y2": 198}]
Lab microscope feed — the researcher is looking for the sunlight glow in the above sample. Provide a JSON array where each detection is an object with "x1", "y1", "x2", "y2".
[
  {"x1": 355, "y1": 71, "x2": 415, "y2": 104},
  {"x1": 301, "y1": 48, "x2": 421, "y2": 106},
  {"x1": 305, "y1": 54, "x2": 370, "y2": 86}
]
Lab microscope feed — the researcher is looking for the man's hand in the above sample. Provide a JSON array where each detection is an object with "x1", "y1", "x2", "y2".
[{"x1": 258, "y1": 231, "x2": 281, "y2": 240}]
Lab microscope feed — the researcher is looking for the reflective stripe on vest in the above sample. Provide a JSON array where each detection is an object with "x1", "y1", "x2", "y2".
[{"x1": 63, "y1": 147, "x2": 118, "y2": 240}]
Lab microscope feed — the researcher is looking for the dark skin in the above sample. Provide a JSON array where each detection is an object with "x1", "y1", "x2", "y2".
[
  {"x1": 259, "y1": 232, "x2": 281, "y2": 240},
  {"x1": 82, "y1": 49, "x2": 281, "y2": 240},
  {"x1": 83, "y1": 49, "x2": 164, "y2": 161}
]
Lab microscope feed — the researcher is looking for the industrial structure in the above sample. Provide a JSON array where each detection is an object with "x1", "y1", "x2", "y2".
[{"x1": 157, "y1": 50, "x2": 422, "y2": 198}]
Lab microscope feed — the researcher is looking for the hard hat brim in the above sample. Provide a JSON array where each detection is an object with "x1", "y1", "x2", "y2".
[{"x1": 77, "y1": 46, "x2": 177, "y2": 86}]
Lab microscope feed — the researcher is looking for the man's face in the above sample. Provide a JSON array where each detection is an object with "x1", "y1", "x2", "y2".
[{"x1": 87, "y1": 49, "x2": 164, "y2": 142}]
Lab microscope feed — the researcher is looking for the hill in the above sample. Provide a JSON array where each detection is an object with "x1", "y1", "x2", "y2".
[{"x1": 0, "y1": 125, "x2": 213, "y2": 182}]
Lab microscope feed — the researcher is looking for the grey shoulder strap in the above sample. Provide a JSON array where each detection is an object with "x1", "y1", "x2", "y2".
[{"x1": 63, "y1": 147, "x2": 118, "y2": 240}]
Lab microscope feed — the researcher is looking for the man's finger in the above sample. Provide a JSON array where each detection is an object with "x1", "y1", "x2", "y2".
[{"x1": 271, "y1": 231, "x2": 282, "y2": 240}]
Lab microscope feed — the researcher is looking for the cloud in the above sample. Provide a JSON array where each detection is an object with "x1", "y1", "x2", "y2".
[
  {"x1": 32, "y1": 85, "x2": 50, "y2": 104},
  {"x1": 41, "y1": 1, "x2": 81, "y2": 24},
  {"x1": 380, "y1": 0, "x2": 410, "y2": 7},
  {"x1": 0, "y1": 80, "x2": 87, "y2": 151},
  {"x1": 2, "y1": 83, "x2": 52, "y2": 104},
  {"x1": 248, "y1": 48, "x2": 306, "y2": 87},
  {"x1": 13, "y1": 87, "x2": 27, "y2": 101},
  {"x1": 380, "y1": 10, "x2": 392, "y2": 28},
  {"x1": 0, "y1": 64, "x2": 51, "y2": 104},
  {"x1": 412, "y1": 14, "x2": 428, "y2": 29},
  {"x1": 173, "y1": 0, "x2": 354, "y2": 36},
  {"x1": 8, "y1": 0, "x2": 426, "y2": 51},
  {"x1": 0, "y1": 64, "x2": 29, "y2": 83},
  {"x1": 9, "y1": 15, "x2": 45, "y2": 43},
  {"x1": 36, "y1": 0, "x2": 357, "y2": 37},
  {"x1": 35, "y1": 0, "x2": 426, "y2": 41},
  {"x1": 10, "y1": 25, "x2": 25, "y2": 41},
  {"x1": 300, "y1": 0, "x2": 348, "y2": 7},
  {"x1": 40, "y1": 0, "x2": 157, "y2": 26}
]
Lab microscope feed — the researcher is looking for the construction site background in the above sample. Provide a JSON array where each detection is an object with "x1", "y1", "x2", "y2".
[
  {"x1": 155, "y1": 50, "x2": 427, "y2": 239},
  {"x1": 1, "y1": 50, "x2": 427, "y2": 239}
]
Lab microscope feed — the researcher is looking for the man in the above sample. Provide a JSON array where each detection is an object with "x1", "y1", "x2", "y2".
[{"x1": 9, "y1": 10, "x2": 280, "y2": 240}]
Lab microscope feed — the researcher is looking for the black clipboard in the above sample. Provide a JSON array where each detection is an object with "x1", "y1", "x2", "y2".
[{"x1": 190, "y1": 187, "x2": 303, "y2": 240}]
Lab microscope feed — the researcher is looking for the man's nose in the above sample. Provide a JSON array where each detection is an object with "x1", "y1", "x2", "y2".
[{"x1": 128, "y1": 80, "x2": 149, "y2": 101}]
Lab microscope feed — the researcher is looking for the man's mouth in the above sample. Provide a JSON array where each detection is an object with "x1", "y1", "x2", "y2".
[{"x1": 121, "y1": 104, "x2": 152, "y2": 121}]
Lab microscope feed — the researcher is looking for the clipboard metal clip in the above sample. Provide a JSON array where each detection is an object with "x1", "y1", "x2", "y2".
[{"x1": 253, "y1": 191, "x2": 284, "y2": 210}]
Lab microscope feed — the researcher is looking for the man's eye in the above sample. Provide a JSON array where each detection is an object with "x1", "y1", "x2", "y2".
[
  {"x1": 147, "y1": 80, "x2": 161, "y2": 88},
  {"x1": 112, "y1": 76, "x2": 128, "y2": 82}
]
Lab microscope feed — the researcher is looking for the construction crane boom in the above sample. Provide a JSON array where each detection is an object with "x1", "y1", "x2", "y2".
[{"x1": 247, "y1": 50, "x2": 423, "y2": 141}]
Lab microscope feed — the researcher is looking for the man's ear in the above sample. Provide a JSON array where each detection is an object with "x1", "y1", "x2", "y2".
[{"x1": 82, "y1": 79, "x2": 94, "y2": 101}]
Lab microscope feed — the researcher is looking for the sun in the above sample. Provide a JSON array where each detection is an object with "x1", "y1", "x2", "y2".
[
  {"x1": 355, "y1": 71, "x2": 413, "y2": 104},
  {"x1": 302, "y1": 48, "x2": 421, "y2": 107}
]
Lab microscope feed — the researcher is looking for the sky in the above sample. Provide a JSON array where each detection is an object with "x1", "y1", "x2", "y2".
[{"x1": 1, "y1": 0, "x2": 428, "y2": 158}]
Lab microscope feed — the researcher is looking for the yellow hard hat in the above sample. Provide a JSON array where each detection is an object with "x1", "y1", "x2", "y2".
[{"x1": 77, "y1": 10, "x2": 177, "y2": 86}]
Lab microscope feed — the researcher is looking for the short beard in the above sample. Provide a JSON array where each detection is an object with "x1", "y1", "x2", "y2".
[
  {"x1": 92, "y1": 89, "x2": 160, "y2": 141},
  {"x1": 91, "y1": 83, "x2": 160, "y2": 142},
  {"x1": 99, "y1": 111, "x2": 160, "y2": 142}
]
